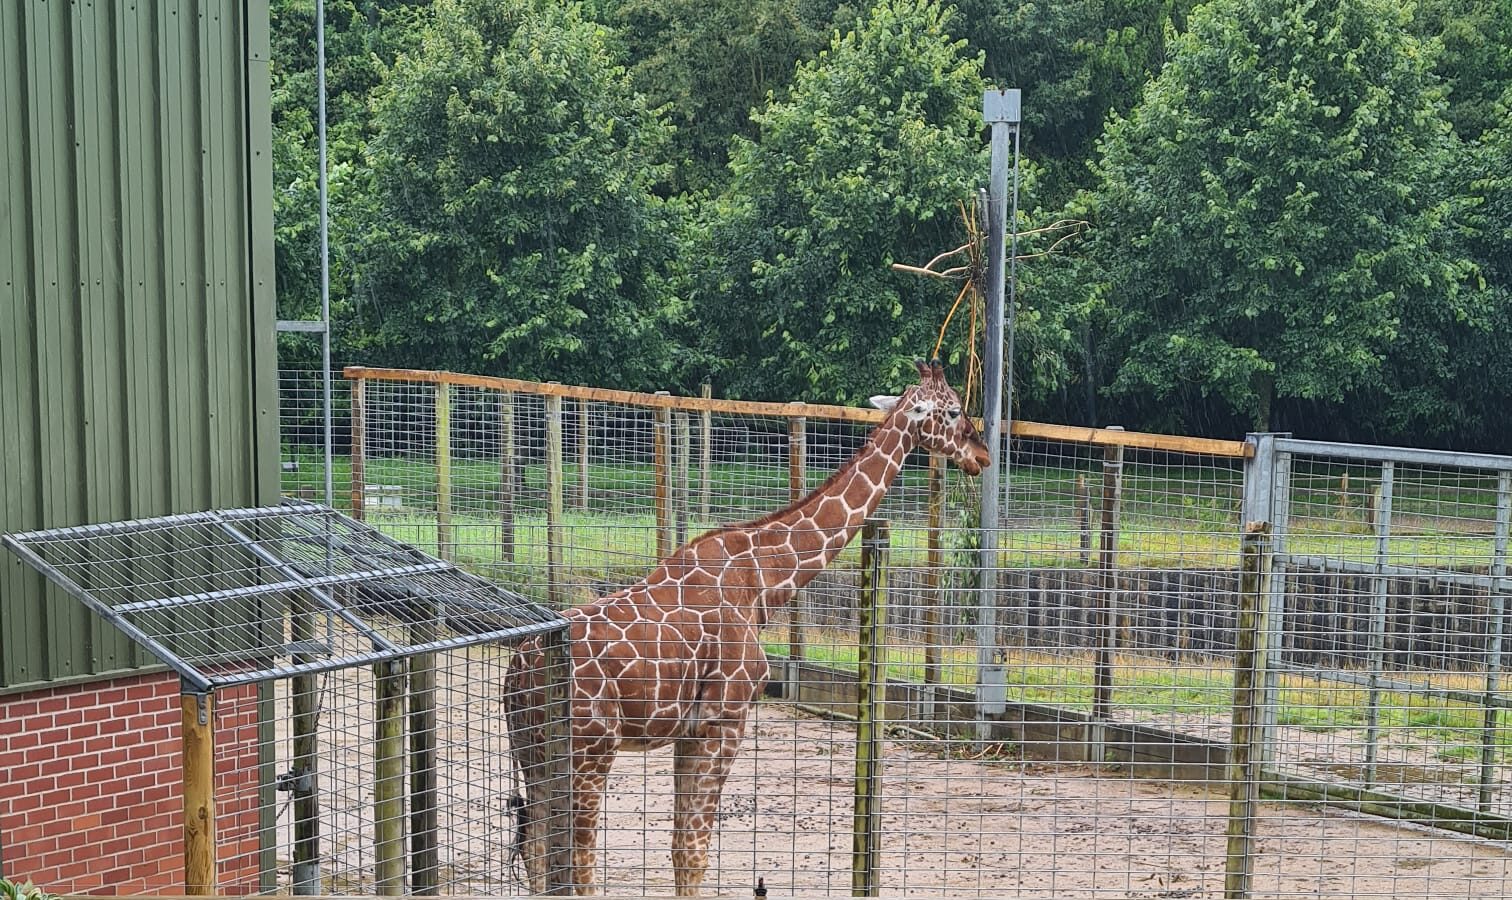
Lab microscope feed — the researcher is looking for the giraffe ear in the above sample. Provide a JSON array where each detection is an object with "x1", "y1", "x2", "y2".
[
  {"x1": 914, "y1": 359, "x2": 931, "y2": 379},
  {"x1": 869, "y1": 395, "x2": 901, "y2": 412}
]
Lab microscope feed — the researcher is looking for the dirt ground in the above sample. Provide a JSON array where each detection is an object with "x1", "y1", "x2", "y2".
[
  {"x1": 586, "y1": 704, "x2": 1512, "y2": 898},
  {"x1": 261, "y1": 662, "x2": 1512, "y2": 898}
]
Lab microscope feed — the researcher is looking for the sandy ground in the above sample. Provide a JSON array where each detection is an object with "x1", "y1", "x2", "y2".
[
  {"x1": 258, "y1": 665, "x2": 1512, "y2": 897},
  {"x1": 587, "y1": 705, "x2": 1512, "y2": 898}
]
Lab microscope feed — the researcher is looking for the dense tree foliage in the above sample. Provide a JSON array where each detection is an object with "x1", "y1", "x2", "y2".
[
  {"x1": 695, "y1": 0, "x2": 988, "y2": 402},
  {"x1": 1064, "y1": 0, "x2": 1474, "y2": 433},
  {"x1": 602, "y1": 0, "x2": 845, "y2": 193},
  {"x1": 268, "y1": 0, "x2": 1512, "y2": 449},
  {"x1": 351, "y1": 0, "x2": 681, "y2": 388}
]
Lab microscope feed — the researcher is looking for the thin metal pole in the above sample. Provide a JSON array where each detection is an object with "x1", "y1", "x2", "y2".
[
  {"x1": 317, "y1": 0, "x2": 332, "y2": 508},
  {"x1": 1000, "y1": 112, "x2": 1020, "y2": 520},
  {"x1": 976, "y1": 88, "x2": 1021, "y2": 732}
]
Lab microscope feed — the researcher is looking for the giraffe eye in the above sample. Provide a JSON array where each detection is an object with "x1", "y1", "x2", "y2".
[{"x1": 948, "y1": 407, "x2": 961, "y2": 419}]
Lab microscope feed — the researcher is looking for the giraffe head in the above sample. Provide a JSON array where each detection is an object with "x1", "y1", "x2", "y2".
[{"x1": 870, "y1": 359, "x2": 993, "y2": 475}]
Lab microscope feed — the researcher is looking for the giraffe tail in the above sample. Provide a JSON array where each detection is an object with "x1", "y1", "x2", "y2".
[{"x1": 507, "y1": 791, "x2": 529, "y2": 880}]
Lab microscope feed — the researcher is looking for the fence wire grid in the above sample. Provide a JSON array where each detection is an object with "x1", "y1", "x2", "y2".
[{"x1": 271, "y1": 367, "x2": 1512, "y2": 898}]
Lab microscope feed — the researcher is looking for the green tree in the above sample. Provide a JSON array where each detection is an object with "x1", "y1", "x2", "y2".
[
  {"x1": 695, "y1": 0, "x2": 990, "y2": 403},
  {"x1": 949, "y1": 0, "x2": 1196, "y2": 205},
  {"x1": 604, "y1": 0, "x2": 845, "y2": 194},
  {"x1": 1414, "y1": 0, "x2": 1512, "y2": 141},
  {"x1": 270, "y1": 0, "x2": 427, "y2": 366},
  {"x1": 1374, "y1": 88, "x2": 1512, "y2": 447},
  {"x1": 354, "y1": 0, "x2": 682, "y2": 388},
  {"x1": 1076, "y1": 0, "x2": 1470, "y2": 432}
]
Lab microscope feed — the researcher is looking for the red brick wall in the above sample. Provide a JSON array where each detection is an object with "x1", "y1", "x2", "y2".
[{"x1": 0, "y1": 671, "x2": 264, "y2": 895}]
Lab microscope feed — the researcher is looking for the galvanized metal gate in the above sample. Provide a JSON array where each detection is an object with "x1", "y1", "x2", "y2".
[{"x1": 1232, "y1": 435, "x2": 1512, "y2": 889}]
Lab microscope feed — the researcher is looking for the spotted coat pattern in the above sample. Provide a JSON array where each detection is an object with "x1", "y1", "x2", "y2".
[{"x1": 504, "y1": 361, "x2": 991, "y2": 896}]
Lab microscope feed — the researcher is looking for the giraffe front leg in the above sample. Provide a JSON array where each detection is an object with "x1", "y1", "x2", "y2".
[
  {"x1": 671, "y1": 729, "x2": 745, "y2": 898},
  {"x1": 568, "y1": 733, "x2": 618, "y2": 896}
]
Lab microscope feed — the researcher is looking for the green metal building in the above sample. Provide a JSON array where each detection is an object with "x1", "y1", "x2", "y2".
[{"x1": 1, "y1": 0, "x2": 279, "y2": 693}]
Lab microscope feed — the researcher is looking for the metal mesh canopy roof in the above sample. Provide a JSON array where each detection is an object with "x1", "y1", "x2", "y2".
[{"x1": 1, "y1": 500, "x2": 564, "y2": 690}]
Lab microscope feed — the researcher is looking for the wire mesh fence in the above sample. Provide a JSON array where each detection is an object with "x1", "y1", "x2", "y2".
[
  {"x1": 0, "y1": 502, "x2": 572, "y2": 897},
  {"x1": 266, "y1": 367, "x2": 1512, "y2": 897}
]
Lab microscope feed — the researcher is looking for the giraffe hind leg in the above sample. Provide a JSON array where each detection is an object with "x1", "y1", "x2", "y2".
[{"x1": 671, "y1": 732, "x2": 744, "y2": 898}]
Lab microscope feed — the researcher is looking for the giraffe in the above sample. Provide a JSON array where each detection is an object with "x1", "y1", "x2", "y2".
[{"x1": 503, "y1": 359, "x2": 991, "y2": 896}]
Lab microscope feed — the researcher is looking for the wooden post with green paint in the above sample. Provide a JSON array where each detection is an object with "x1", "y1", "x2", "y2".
[
  {"x1": 541, "y1": 629, "x2": 576, "y2": 895},
  {"x1": 290, "y1": 597, "x2": 321, "y2": 894},
  {"x1": 546, "y1": 394, "x2": 565, "y2": 606},
  {"x1": 374, "y1": 659, "x2": 407, "y2": 896},
  {"x1": 435, "y1": 381, "x2": 452, "y2": 560},
  {"x1": 409, "y1": 610, "x2": 440, "y2": 895},
  {"x1": 1225, "y1": 521, "x2": 1271, "y2": 900},
  {"x1": 852, "y1": 518, "x2": 888, "y2": 897}
]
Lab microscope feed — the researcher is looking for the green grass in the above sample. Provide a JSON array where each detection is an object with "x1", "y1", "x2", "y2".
[
  {"x1": 284, "y1": 448, "x2": 1505, "y2": 571},
  {"x1": 282, "y1": 447, "x2": 1512, "y2": 763},
  {"x1": 763, "y1": 627, "x2": 1512, "y2": 763}
]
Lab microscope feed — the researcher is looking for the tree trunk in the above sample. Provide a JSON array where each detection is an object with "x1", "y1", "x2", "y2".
[{"x1": 1253, "y1": 372, "x2": 1275, "y2": 432}]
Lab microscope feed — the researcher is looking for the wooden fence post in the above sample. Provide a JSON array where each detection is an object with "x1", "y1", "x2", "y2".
[
  {"x1": 1363, "y1": 464, "x2": 1394, "y2": 788},
  {"x1": 374, "y1": 659, "x2": 407, "y2": 896},
  {"x1": 541, "y1": 629, "x2": 576, "y2": 895},
  {"x1": 1092, "y1": 427, "x2": 1124, "y2": 759},
  {"x1": 675, "y1": 411, "x2": 691, "y2": 547},
  {"x1": 788, "y1": 415, "x2": 808, "y2": 665},
  {"x1": 546, "y1": 394, "x2": 565, "y2": 606},
  {"x1": 290, "y1": 598, "x2": 321, "y2": 895},
  {"x1": 435, "y1": 381, "x2": 452, "y2": 560},
  {"x1": 1076, "y1": 472, "x2": 1090, "y2": 565},
  {"x1": 654, "y1": 395, "x2": 673, "y2": 559},
  {"x1": 499, "y1": 391, "x2": 516, "y2": 563},
  {"x1": 181, "y1": 688, "x2": 217, "y2": 896},
  {"x1": 577, "y1": 398, "x2": 591, "y2": 510},
  {"x1": 700, "y1": 385, "x2": 713, "y2": 523},
  {"x1": 1225, "y1": 521, "x2": 1272, "y2": 900},
  {"x1": 409, "y1": 609, "x2": 440, "y2": 895},
  {"x1": 350, "y1": 377, "x2": 366, "y2": 520},
  {"x1": 924, "y1": 453, "x2": 946, "y2": 690},
  {"x1": 852, "y1": 518, "x2": 888, "y2": 898},
  {"x1": 1480, "y1": 472, "x2": 1511, "y2": 811}
]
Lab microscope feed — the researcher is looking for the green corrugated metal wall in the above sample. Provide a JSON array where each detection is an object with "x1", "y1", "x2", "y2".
[{"x1": 0, "y1": 0, "x2": 278, "y2": 692}]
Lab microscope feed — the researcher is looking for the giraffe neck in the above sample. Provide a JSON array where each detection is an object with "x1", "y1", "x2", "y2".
[{"x1": 775, "y1": 411, "x2": 917, "y2": 574}]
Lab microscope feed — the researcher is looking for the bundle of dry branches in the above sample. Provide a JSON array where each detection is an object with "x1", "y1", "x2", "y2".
[{"x1": 891, "y1": 200, "x2": 1084, "y2": 414}]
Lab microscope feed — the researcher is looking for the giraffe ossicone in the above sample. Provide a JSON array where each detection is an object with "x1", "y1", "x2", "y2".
[{"x1": 504, "y1": 359, "x2": 991, "y2": 896}]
